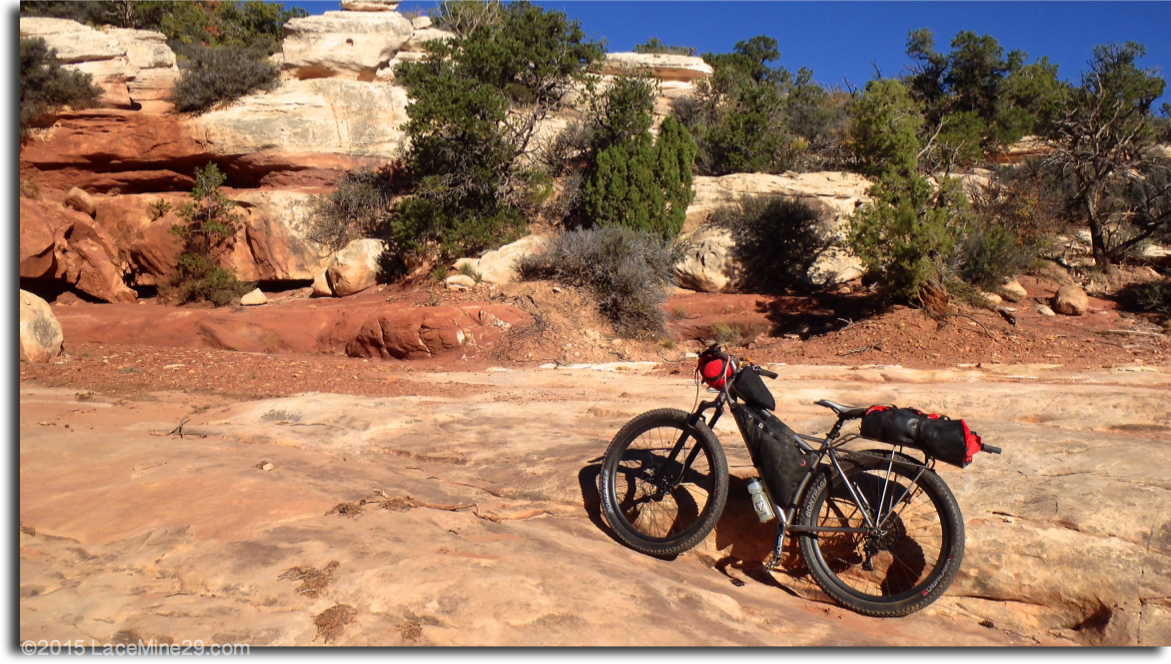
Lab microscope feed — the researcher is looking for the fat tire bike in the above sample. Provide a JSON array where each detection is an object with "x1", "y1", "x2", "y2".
[{"x1": 598, "y1": 346, "x2": 1000, "y2": 617}]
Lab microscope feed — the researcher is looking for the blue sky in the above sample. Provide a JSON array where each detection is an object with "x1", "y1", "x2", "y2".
[{"x1": 288, "y1": 1, "x2": 1170, "y2": 106}]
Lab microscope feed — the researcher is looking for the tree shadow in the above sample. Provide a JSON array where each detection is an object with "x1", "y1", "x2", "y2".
[{"x1": 754, "y1": 292, "x2": 888, "y2": 340}]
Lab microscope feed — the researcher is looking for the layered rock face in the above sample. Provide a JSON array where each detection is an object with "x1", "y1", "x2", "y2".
[
  {"x1": 281, "y1": 11, "x2": 413, "y2": 81},
  {"x1": 19, "y1": 18, "x2": 180, "y2": 112},
  {"x1": 191, "y1": 79, "x2": 409, "y2": 158},
  {"x1": 20, "y1": 10, "x2": 877, "y2": 303}
]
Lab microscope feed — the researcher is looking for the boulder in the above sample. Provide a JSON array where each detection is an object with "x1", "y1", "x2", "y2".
[
  {"x1": 20, "y1": 197, "x2": 137, "y2": 303},
  {"x1": 240, "y1": 288, "x2": 268, "y2": 306},
  {"x1": 673, "y1": 173, "x2": 874, "y2": 292},
  {"x1": 326, "y1": 239, "x2": 388, "y2": 297},
  {"x1": 445, "y1": 274, "x2": 476, "y2": 291},
  {"x1": 19, "y1": 17, "x2": 123, "y2": 64},
  {"x1": 341, "y1": 0, "x2": 401, "y2": 10},
  {"x1": 19, "y1": 290, "x2": 65, "y2": 364},
  {"x1": 411, "y1": 16, "x2": 433, "y2": 29},
  {"x1": 598, "y1": 53, "x2": 714, "y2": 82},
  {"x1": 219, "y1": 191, "x2": 333, "y2": 282},
  {"x1": 453, "y1": 235, "x2": 548, "y2": 284},
  {"x1": 972, "y1": 291, "x2": 1003, "y2": 308},
  {"x1": 674, "y1": 226, "x2": 738, "y2": 293},
  {"x1": 281, "y1": 11, "x2": 414, "y2": 81},
  {"x1": 1037, "y1": 304, "x2": 1056, "y2": 317},
  {"x1": 19, "y1": 17, "x2": 130, "y2": 107},
  {"x1": 805, "y1": 247, "x2": 864, "y2": 286},
  {"x1": 998, "y1": 278, "x2": 1028, "y2": 302},
  {"x1": 311, "y1": 272, "x2": 334, "y2": 297},
  {"x1": 63, "y1": 187, "x2": 96, "y2": 217},
  {"x1": 399, "y1": 27, "x2": 457, "y2": 53},
  {"x1": 191, "y1": 79, "x2": 409, "y2": 158},
  {"x1": 1053, "y1": 284, "x2": 1089, "y2": 315},
  {"x1": 346, "y1": 304, "x2": 530, "y2": 360}
]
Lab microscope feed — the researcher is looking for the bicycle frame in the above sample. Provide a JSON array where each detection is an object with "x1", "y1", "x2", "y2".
[{"x1": 657, "y1": 375, "x2": 936, "y2": 569}]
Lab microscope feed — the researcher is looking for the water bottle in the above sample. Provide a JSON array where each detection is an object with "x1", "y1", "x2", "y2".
[{"x1": 747, "y1": 478, "x2": 776, "y2": 522}]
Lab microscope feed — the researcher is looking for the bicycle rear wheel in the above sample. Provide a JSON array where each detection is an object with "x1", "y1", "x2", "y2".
[
  {"x1": 599, "y1": 409, "x2": 728, "y2": 556},
  {"x1": 797, "y1": 454, "x2": 964, "y2": 617}
]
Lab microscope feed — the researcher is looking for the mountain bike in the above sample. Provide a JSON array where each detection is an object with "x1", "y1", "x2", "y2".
[{"x1": 598, "y1": 344, "x2": 1001, "y2": 617}]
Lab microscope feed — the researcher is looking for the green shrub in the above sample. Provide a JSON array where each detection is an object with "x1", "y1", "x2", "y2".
[
  {"x1": 163, "y1": 255, "x2": 253, "y2": 307},
  {"x1": 457, "y1": 262, "x2": 484, "y2": 282},
  {"x1": 953, "y1": 223, "x2": 1033, "y2": 289},
  {"x1": 518, "y1": 226, "x2": 680, "y2": 338},
  {"x1": 633, "y1": 38, "x2": 696, "y2": 57},
  {"x1": 672, "y1": 36, "x2": 794, "y2": 176},
  {"x1": 847, "y1": 78, "x2": 923, "y2": 178},
  {"x1": 148, "y1": 199, "x2": 173, "y2": 220},
  {"x1": 671, "y1": 36, "x2": 848, "y2": 176},
  {"x1": 20, "y1": 38, "x2": 102, "y2": 139},
  {"x1": 168, "y1": 44, "x2": 280, "y2": 114},
  {"x1": 1116, "y1": 279, "x2": 1171, "y2": 318},
  {"x1": 307, "y1": 165, "x2": 411, "y2": 253},
  {"x1": 162, "y1": 163, "x2": 252, "y2": 306},
  {"x1": 396, "y1": 1, "x2": 603, "y2": 259},
  {"x1": 21, "y1": 1, "x2": 306, "y2": 56},
  {"x1": 848, "y1": 173, "x2": 975, "y2": 302},
  {"x1": 903, "y1": 28, "x2": 1067, "y2": 161},
  {"x1": 430, "y1": 264, "x2": 449, "y2": 281},
  {"x1": 712, "y1": 322, "x2": 743, "y2": 346},
  {"x1": 710, "y1": 196, "x2": 829, "y2": 293},
  {"x1": 581, "y1": 116, "x2": 696, "y2": 238}
]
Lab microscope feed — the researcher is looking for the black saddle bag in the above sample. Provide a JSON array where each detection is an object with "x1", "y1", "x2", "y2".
[
  {"x1": 731, "y1": 404, "x2": 816, "y2": 507},
  {"x1": 859, "y1": 405, "x2": 982, "y2": 468}
]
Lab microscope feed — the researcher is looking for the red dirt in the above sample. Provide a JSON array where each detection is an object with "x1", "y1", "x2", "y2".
[{"x1": 22, "y1": 272, "x2": 1169, "y2": 398}]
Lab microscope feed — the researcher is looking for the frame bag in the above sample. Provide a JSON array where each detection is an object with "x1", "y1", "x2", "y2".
[
  {"x1": 731, "y1": 404, "x2": 816, "y2": 507},
  {"x1": 860, "y1": 406, "x2": 983, "y2": 468}
]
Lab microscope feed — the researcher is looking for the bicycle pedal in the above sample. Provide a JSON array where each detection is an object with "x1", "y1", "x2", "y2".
[{"x1": 763, "y1": 552, "x2": 782, "y2": 571}]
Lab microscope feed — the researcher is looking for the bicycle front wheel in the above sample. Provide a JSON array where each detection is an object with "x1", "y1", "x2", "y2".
[
  {"x1": 599, "y1": 409, "x2": 728, "y2": 556},
  {"x1": 797, "y1": 454, "x2": 964, "y2": 617}
]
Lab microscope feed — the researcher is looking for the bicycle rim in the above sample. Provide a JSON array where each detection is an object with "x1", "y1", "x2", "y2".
[
  {"x1": 804, "y1": 464, "x2": 957, "y2": 605},
  {"x1": 610, "y1": 423, "x2": 719, "y2": 544}
]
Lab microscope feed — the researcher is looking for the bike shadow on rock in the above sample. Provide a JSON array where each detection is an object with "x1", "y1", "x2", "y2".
[
  {"x1": 706, "y1": 474, "x2": 814, "y2": 597},
  {"x1": 577, "y1": 459, "x2": 684, "y2": 560},
  {"x1": 578, "y1": 460, "x2": 822, "y2": 598}
]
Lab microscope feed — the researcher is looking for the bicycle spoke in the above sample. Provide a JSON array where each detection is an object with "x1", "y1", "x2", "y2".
[{"x1": 614, "y1": 425, "x2": 714, "y2": 541}]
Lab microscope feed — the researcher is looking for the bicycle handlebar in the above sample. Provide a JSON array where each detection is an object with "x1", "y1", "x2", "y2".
[{"x1": 756, "y1": 367, "x2": 778, "y2": 379}]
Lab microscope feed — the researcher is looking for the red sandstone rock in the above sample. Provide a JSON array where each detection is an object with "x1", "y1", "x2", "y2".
[
  {"x1": 20, "y1": 198, "x2": 136, "y2": 303},
  {"x1": 347, "y1": 304, "x2": 530, "y2": 360}
]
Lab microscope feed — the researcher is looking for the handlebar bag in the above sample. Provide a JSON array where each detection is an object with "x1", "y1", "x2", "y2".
[
  {"x1": 730, "y1": 368, "x2": 776, "y2": 411},
  {"x1": 731, "y1": 404, "x2": 816, "y2": 507},
  {"x1": 860, "y1": 406, "x2": 982, "y2": 468},
  {"x1": 697, "y1": 347, "x2": 734, "y2": 389}
]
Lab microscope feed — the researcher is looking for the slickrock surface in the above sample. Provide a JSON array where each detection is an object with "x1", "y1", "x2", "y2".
[{"x1": 20, "y1": 364, "x2": 1170, "y2": 646}]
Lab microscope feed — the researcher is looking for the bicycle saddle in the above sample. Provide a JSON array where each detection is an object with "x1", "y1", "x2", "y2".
[{"x1": 814, "y1": 400, "x2": 867, "y2": 419}]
